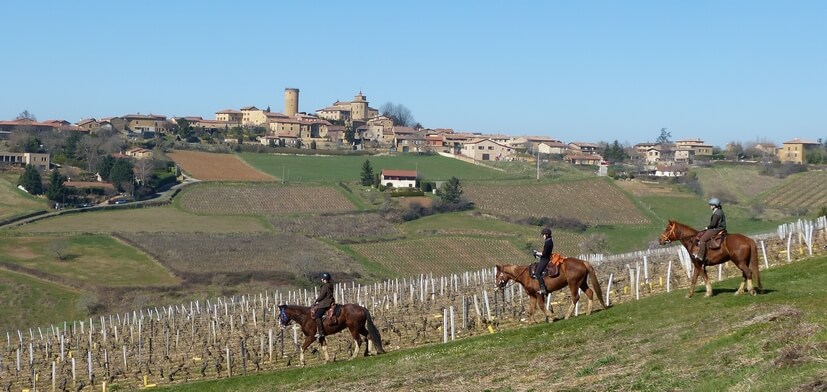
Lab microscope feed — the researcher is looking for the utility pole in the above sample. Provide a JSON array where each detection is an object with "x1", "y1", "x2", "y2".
[{"x1": 536, "y1": 148, "x2": 540, "y2": 181}]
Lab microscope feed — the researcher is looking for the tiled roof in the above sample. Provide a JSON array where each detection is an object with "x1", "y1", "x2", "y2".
[{"x1": 382, "y1": 170, "x2": 417, "y2": 177}]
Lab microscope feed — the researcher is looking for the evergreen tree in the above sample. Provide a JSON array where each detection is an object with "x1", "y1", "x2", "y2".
[
  {"x1": 109, "y1": 158, "x2": 135, "y2": 192},
  {"x1": 437, "y1": 176, "x2": 463, "y2": 204},
  {"x1": 360, "y1": 159, "x2": 374, "y2": 186},
  {"x1": 45, "y1": 169, "x2": 68, "y2": 201},
  {"x1": 97, "y1": 155, "x2": 116, "y2": 180},
  {"x1": 17, "y1": 164, "x2": 43, "y2": 195}
]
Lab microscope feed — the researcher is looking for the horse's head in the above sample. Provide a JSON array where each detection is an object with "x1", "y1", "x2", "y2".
[
  {"x1": 278, "y1": 305, "x2": 290, "y2": 328},
  {"x1": 494, "y1": 265, "x2": 511, "y2": 291},
  {"x1": 658, "y1": 221, "x2": 677, "y2": 245}
]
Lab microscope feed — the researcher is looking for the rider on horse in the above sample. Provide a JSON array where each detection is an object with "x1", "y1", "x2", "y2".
[
  {"x1": 695, "y1": 197, "x2": 726, "y2": 263},
  {"x1": 313, "y1": 272, "x2": 335, "y2": 340},
  {"x1": 532, "y1": 227, "x2": 557, "y2": 296}
]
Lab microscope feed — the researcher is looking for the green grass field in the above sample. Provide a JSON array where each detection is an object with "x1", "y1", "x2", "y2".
[
  {"x1": 0, "y1": 234, "x2": 179, "y2": 287},
  {"x1": 241, "y1": 153, "x2": 525, "y2": 183},
  {"x1": 14, "y1": 206, "x2": 271, "y2": 233},
  {"x1": 0, "y1": 268, "x2": 83, "y2": 332},
  {"x1": 160, "y1": 256, "x2": 827, "y2": 391},
  {"x1": 0, "y1": 172, "x2": 46, "y2": 221}
]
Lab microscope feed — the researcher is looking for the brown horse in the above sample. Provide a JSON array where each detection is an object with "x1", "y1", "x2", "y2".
[
  {"x1": 278, "y1": 303, "x2": 385, "y2": 366},
  {"x1": 495, "y1": 258, "x2": 607, "y2": 323},
  {"x1": 658, "y1": 219, "x2": 763, "y2": 298}
]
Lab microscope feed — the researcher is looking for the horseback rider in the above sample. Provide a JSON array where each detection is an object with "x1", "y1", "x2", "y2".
[
  {"x1": 532, "y1": 227, "x2": 557, "y2": 296},
  {"x1": 695, "y1": 197, "x2": 726, "y2": 263},
  {"x1": 313, "y1": 272, "x2": 335, "y2": 341}
]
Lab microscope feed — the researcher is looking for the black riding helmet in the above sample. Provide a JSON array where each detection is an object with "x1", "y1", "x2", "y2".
[
  {"x1": 320, "y1": 272, "x2": 332, "y2": 281},
  {"x1": 541, "y1": 227, "x2": 552, "y2": 236}
]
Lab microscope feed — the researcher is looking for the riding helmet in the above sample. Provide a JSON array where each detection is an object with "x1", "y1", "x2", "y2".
[
  {"x1": 541, "y1": 227, "x2": 552, "y2": 236},
  {"x1": 320, "y1": 272, "x2": 332, "y2": 281},
  {"x1": 708, "y1": 197, "x2": 721, "y2": 207}
]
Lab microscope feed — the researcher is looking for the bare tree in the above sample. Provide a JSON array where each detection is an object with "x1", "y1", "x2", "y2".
[
  {"x1": 16, "y1": 110, "x2": 36, "y2": 121},
  {"x1": 380, "y1": 102, "x2": 415, "y2": 127},
  {"x1": 49, "y1": 239, "x2": 69, "y2": 261},
  {"x1": 134, "y1": 159, "x2": 155, "y2": 186}
]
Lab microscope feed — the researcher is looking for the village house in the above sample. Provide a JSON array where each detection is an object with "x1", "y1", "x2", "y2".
[
  {"x1": 537, "y1": 140, "x2": 567, "y2": 155},
  {"x1": 0, "y1": 152, "x2": 50, "y2": 171},
  {"x1": 380, "y1": 169, "x2": 418, "y2": 189},
  {"x1": 654, "y1": 165, "x2": 687, "y2": 177},
  {"x1": 125, "y1": 147, "x2": 152, "y2": 160},
  {"x1": 777, "y1": 138, "x2": 821, "y2": 164},
  {"x1": 674, "y1": 138, "x2": 713, "y2": 158},
  {"x1": 215, "y1": 109, "x2": 243, "y2": 124},
  {"x1": 565, "y1": 154, "x2": 603, "y2": 165},
  {"x1": 567, "y1": 142, "x2": 601, "y2": 155},
  {"x1": 460, "y1": 138, "x2": 515, "y2": 161}
]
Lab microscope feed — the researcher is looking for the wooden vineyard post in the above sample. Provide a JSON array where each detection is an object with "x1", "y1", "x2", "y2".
[
  {"x1": 666, "y1": 260, "x2": 672, "y2": 293},
  {"x1": 606, "y1": 273, "x2": 613, "y2": 307},
  {"x1": 760, "y1": 240, "x2": 769, "y2": 269}
]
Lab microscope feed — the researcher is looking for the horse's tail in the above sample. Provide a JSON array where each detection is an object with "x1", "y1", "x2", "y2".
[
  {"x1": 585, "y1": 261, "x2": 608, "y2": 309},
  {"x1": 750, "y1": 238, "x2": 763, "y2": 294},
  {"x1": 365, "y1": 309, "x2": 385, "y2": 354}
]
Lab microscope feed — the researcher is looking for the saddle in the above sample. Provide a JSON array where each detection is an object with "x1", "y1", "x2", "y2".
[
  {"x1": 530, "y1": 253, "x2": 565, "y2": 278},
  {"x1": 694, "y1": 230, "x2": 727, "y2": 250},
  {"x1": 310, "y1": 303, "x2": 341, "y2": 326},
  {"x1": 324, "y1": 304, "x2": 341, "y2": 326}
]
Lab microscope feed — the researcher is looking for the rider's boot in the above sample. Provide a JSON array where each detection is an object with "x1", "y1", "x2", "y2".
[
  {"x1": 314, "y1": 318, "x2": 325, "y2": 340},
  {"x1": 695, "y1": 242, "x2": 707, "y2": 263},
  {"x1": 536, "y1": 275, "x2": 548, "y2": 296}
]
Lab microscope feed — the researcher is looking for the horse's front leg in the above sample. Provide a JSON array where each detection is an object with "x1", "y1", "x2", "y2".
[
  {"x1": 700, "y1": 267, "x2": 713, "y2": 297},
  {"x1": 300, "y1": 336, "x2": 315, "y2": 366},
  {"x1": 687, "y1": 264, "x2": 701, "y2": 298},
  {"x1": 539, "y1": 294, "x2": 553, "y2": 323},
  {"x1": 528, "y1": 295, "x2": 537, "y2": 323}
]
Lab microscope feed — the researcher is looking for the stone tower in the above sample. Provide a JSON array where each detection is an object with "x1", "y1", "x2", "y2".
[
  {"x1": 284, "y1": 88, "x2": 299, "y2": 117},
  {"x1": 352, "y1": 91, "x2": 369, "y2": 121}
]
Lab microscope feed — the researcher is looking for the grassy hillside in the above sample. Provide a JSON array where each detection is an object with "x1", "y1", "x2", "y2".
[
  {"x1": 0, "y1": 269, "x2": 83, "y2": 332},
  {"x1": 0, "y1": 171, "x2": 45, "y2": 221},
  {"x1": 161, "y1": 256, "x2": 827, "y2": 391}
]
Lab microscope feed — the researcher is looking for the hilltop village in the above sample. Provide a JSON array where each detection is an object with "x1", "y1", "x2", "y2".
[{"x1": 0, "y1": 88, "x2": 821, "y2": 172}]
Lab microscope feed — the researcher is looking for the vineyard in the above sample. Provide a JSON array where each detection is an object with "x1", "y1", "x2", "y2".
[
  {"x1": 167, "y1": 151, "x2": 274, "y2": 181},
  {"x1": 760, "y1": 171, "x2": 827, "y2": 211},
  {"x1": 116, "y1": 232, "x2": 363, "y2": 285},
  {"x1": 349, "y1": 237, "x2": 530, "y2": 276},
  {"x1": 0, "y1": 219, "x2": 823, "y2": 391},
  {"x1": 464, "y1": 179, "x2": 650, "y2": 225},
  {"x1": 178, "y1": 183, "x2": 356, "y2": 215},
  {"x1": 269, "y1": 213, "x2": 402, "y2": 242}
]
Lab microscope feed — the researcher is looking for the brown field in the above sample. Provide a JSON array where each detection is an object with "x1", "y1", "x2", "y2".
[
  {"x1": 349, "y1": 236, "x2": 529, "y2": 276},
  {"x1": 179, "y1": 183, "x2": 356, "y2": 215},
  {"x1": 14, "y1": 206, "x2": 270, "y2": 233},
  {"x1": 465, "y1": 179, "x2": 650, "y2": 225},
  {"x1": 168, "y1": 150, "x2": 274, "y2": 181},
  {"x1": 119, "y1": 232, "x2": 363, "y2": 284},
  {"x1": 269, "y1": 213, "x2": 402, "y2": 242}
]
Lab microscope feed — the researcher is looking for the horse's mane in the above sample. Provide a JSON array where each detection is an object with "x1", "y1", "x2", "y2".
[{"x1": 499, "y1": 264, "x2": 529, "y2": 276}]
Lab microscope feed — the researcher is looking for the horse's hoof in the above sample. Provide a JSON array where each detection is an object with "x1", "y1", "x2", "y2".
[
  {"x1": 686, "y1": 294, "x2": 693, "y2": 299},
  {"x1": 749, "y1": 290, "x2": 757, "y2": 296},
  {"x1": 734, "y1": 291, "x2": 742, "y2": 296}
]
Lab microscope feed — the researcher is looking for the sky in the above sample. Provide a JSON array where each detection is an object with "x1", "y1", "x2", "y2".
[{"x1": 2, "y1": 0, "x2": 825, "y2": 148}]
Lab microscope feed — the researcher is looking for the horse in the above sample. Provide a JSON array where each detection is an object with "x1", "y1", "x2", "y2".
[
  {"x1": 495, "y1": 257, "x2": 607, "y2": 323},
  {"x1": 658, "y1": 219, "x2": 763, "y2": 298},
  {"x1": 278, "y1": 303, "x2": 385, "y2": 366}
]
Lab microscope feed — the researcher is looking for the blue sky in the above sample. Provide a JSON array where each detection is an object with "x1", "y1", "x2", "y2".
[{"x1": 2, "y1": 1, "x2": 825, "y2": 147}]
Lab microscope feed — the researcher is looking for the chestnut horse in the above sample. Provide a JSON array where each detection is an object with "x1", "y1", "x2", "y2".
[
  {"x1": 495, "y1": 257, "x2": 607, "y2": 323},
  {"x1": 658, "y1": 219, "x2": 763, "y2": 298},
  {"x1": 278, "y1": 304, "x2": 385, "y2": 366}
]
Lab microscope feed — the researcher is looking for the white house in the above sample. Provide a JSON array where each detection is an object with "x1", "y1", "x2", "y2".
[
  {"x1": 655, "y1": 165, "x2": 686, "y2": 177},
  {"x1": 381, "y1": 169, "x2": 417, "y2": 188},
  {"x1": 460, "y1": 138, "x2": 515, "y2": 161}
]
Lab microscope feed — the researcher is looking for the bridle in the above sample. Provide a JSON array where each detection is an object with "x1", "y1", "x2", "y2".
[
  {"x1": 660, "y1": 222, "x2": 697, "y2": 244},
  {"x1": 659, "y1": 223, "x2": 677, "y2": 243},
  {"x1": 494, "y1": 268, "x2": 518, "y2": 291}
]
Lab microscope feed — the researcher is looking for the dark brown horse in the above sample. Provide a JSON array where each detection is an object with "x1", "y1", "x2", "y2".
[
  {"x1": 278, "y1": 303, "x2": 385, "y2": 366},
  {"x1": 659, "y1": 219, "x2": 763, "y2": 298},
  {"x1": 495, "y1": 257, "x2": 607, "y2": 323}
]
